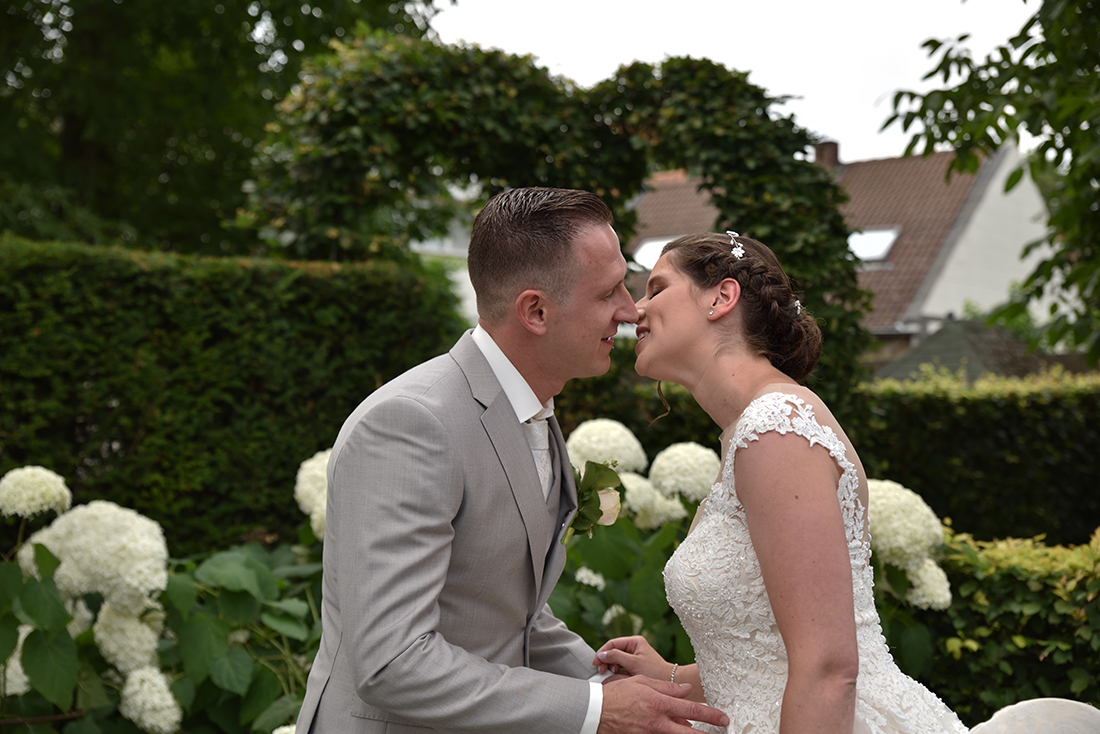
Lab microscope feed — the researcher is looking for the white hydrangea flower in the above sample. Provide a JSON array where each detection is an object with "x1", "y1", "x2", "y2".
[
  {"x1": 0, "y1": 625, "x2": 33, "y2": 696},
  {"x1": 601, "y1": 604, "x2": 643, "y2": 634},
  {"x1": 17, "y1": 500, "x2": 168, "y2": 616},
  {"x1": 0, "y1": 465, "x2": 72, "y2": 519},
  {"x1": 67, "y1": 597, "x2": 95, "y2": 638},
  {"x1": 119, "y1": 666, "x2": 182, "y2": 734},
  {"x1": 295, "y1": 449, "x2": 331, "y2": 541},
  {"x1": 93, "y1": 602, "x2": 160, "y2": 674},
  {"x1": 647, "y1": 442, "x2": 720, "y2": 502},
  {"x1": 272, "y1": 727, "x2": 297, "y2": 734},
  {"x1": 905, "y1": 558, "x2": 953, "y2": 611},
  {"x1": 620, "y1": 472, "x2": 687, "y2": 531},
  {"x1": 867, "y1": 479, "x2": 944, "y2": 571},
  {"x1": 574, "y1": 566, "x2": 606, "y2": 592},
  {"x1": 228, "y1": 628, "x2": 252, "y2": 646},
  {"x1": 565, "y1": 419, "x2": 648, "y2": 474}
]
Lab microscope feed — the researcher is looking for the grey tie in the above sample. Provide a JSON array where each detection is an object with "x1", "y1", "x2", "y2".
[{"x1": 523, "y1": 414, "x2": 553, "y2": 501}]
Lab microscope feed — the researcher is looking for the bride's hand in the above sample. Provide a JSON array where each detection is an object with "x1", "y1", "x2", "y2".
[{"x1": 594, "y1": 635, "x2": 673, "y2": 681}]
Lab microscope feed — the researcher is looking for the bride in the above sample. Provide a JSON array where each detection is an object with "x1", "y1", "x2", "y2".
[{"x1": 593, "y1": 232, "x2": 1099, "y2": 734}]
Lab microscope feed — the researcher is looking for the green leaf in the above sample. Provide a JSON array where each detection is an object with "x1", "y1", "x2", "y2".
[
  {"x1": 572, "y1": 522, "x2": 636, "y2": 579},
  {"x1": 33, "y1": 544, "x2": 62, "y2": 580},
  {"x1": 0, "y1": 613, "x2": 21, "y2": 662},
  {"x1": 577, "y1": 461, "x2": 622, "y2": 494},
  {"x1": 171, "y1": 676, "x2": 197, "y2": 714},
  {"x1": 896, "y1": 623, "x2": 934, "y2": 680},
  {"x1": 240, "y1": 665, "x2": 283, "y2": 725},
  {"x1": 16, "y1": 577, "x2": 71, "y2": 633},
  {"x1": 209, "y1": 647, "x2": 255, "y2": 696},
  {"x1": 76, "y1": 663, "x2": 112, "y2": 711},
  {"x1": 0, "y1": 561, "x2": 25, "y2": 616},
  {"x1": 251, "y1": 693, "x2": 303, "y2": 733},
  {"x1": 263, "y1": 598, "x2": 309, "y2": 618},
  {"x1": 22, "y1": 628, "x2": 78, "y2": 711},
  {"x1": 162, "y1": 572, "x2": 199, "y2": 618},
  {"x1": 63, "y1": 716, "x2": 101, "y2": 734},
  {"x1": 260, "y1": 611, "x2": 309, "y2": 641},
  {"x1": 217, "y1": 590, "x2": 262, "y2": 626},
  {"x1": 177, "y1": 614, "x2": 230, "y2": 683},
  {"x1": 196, "y1": 552, "x2": 280, "y2": 602},
  {"x1": 271, "y1": 562, "x2": 323, "y2": 579},
  {"x1": 1004, "y1": 166, "x2": 1025, "y2": 192}
]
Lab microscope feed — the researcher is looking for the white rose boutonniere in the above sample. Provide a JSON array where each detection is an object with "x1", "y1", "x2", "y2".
[{"x1": 564, "y1": 461, "x2": 622, "y2": 544}]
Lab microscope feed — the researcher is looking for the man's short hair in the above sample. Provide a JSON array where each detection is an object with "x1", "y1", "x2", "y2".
[{"x1": 467, "y1": 188, "x2": 615, "y2": 324}]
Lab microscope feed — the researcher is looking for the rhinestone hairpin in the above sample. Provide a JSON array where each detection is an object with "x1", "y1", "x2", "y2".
[
  {"x1": 726, "y1": 231, "x2": 745, "y2": 259},
  {"x1": 794, "y1": 299, "x2": 802, "y2": 315}
]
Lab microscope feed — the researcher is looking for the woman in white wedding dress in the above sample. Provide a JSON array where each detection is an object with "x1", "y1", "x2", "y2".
[{"x1": 594, "y1": 232, "x2": 1099, "y2": 734}]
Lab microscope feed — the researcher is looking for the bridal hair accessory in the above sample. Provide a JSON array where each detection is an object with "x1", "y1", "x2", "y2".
[
  {"x1": 794, "y1": 300, "x2": 802, "y2": 315},
  {"x1": 726, "y1": 231, "x2": 745, "y2": 259}
]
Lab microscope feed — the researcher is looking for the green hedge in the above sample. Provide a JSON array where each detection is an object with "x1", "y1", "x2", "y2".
[
  {"x1": 0, "y1": 236, "x2": 466, "y2": 555},
  {"x1": 855, "y1": 368, "x2": 1100, "y2": 546},
  {"x1": 906, "y1": 530, "x2": 1100, "y2": 726},
  {"x1": 560, "y1": 349, "x2": 1100, "y2": 546}
]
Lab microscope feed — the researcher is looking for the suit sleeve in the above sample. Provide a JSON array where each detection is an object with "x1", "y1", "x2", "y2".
[
  {"x1": 528, "y1": 603, "x2": 599, "y2": 679},
  {"x1": 330, "y1": 395, "x2": 591, "y2": 734}
]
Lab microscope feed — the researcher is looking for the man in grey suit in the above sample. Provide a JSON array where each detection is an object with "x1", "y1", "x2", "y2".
[{"x1": 296, "y1": 188, "x2": 729, "y2": 734}]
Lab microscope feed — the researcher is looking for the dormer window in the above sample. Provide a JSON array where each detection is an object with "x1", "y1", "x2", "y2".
[{"x1": 849, "y1": 228, "x2": 899, "y2": 266}]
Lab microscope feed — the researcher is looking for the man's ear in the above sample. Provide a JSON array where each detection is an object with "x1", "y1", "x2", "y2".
[
  {"x1": 515, "y1": 289, "x2": 549, "y2": 335},
  {"x1": 710, "y1": 278, "x2": 741, "y2": 319}
]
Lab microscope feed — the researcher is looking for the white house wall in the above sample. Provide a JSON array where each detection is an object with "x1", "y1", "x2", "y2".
[{"x1": 919, "y1": 147, "x2": 1050, "y2": 323}]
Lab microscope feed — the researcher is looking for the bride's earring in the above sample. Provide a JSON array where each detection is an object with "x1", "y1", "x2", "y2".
[{"x1": 709, "y1": 310, "x2": 714, "y2": 315}]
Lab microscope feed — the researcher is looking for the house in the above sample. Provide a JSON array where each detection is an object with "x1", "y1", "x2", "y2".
[
  {"x1": 876, "y1": 318, "x2": 1060, "y2": 381},
  {"x1": 627, "y1": 143, "x2": 1050, "y2": 373}
]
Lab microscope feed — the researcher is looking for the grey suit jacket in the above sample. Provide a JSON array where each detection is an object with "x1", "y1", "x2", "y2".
[{"x1": 296, "y1": 331, "x2": 598, "y2": 734}]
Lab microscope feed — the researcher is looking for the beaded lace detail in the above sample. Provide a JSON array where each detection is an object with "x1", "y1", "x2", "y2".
[{"x1": 664, "y1": 393, "x2": 968, "y2": 734}]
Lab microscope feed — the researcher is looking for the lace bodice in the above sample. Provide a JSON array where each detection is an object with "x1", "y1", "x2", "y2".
[{"x1": 664, "y1": 393, "x2": 968, "y2": 734}]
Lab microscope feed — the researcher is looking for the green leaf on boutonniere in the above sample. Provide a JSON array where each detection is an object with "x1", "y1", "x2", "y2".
[{"x1": 563, "y1": 461, "x2": 623, "y2": 544}]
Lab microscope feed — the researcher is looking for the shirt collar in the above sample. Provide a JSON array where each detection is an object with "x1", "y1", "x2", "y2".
[{"x1": 471, "y1": 325, "x2": 554, "y2": 424}]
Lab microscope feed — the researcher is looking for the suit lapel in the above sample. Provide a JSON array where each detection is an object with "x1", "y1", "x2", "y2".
[{"x1": 452, "y1": 334, "x2": 553, "y2": 602}]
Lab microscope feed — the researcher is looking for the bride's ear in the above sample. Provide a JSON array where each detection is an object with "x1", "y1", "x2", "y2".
[{"x1": 708, "y1": 278, "x2": 741, "y2": 320}]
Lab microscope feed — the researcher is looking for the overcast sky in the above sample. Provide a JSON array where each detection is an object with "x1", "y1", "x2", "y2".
[{"x1": 431, "y1": 0, "x2": 1037, "y2": 163}]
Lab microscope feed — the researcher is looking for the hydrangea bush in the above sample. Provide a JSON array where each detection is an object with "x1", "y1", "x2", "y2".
[
  {"x1": 647, "y1": 442, "x2": 720, "y2": 502},
  {"x1": 0, "y1": 465, "x2": 71, "y2": 520},
  {"x1": 294, "y1": 449, "x2": 331, "y2": 541},
  {"x1": 565, "y1": 418, "x2": 648, "y2": 473},
  {"x1": 867, "y1": 478, "x2": 952, "y2": 611},
  {"x1": 0, "y1": 464, "x2": 321, "y2": 734}
]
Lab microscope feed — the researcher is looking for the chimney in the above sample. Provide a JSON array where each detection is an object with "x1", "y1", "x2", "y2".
[{"x1": 815, "y1": 141, "x2": 839, "y2": 172}]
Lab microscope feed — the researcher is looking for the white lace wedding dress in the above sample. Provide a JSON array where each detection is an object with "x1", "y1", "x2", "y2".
[{"x1": 663, "y1": 392, "x2": 1100, "y2": 734}]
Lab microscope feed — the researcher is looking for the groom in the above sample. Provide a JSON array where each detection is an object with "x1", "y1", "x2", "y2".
[{"x1": 295, "y1": 188, "x2": 729, "y2": 734}]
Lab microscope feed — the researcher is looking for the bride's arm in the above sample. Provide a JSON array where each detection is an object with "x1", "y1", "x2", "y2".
[
  {"x1": 593, "y1": 637, "x2": 707, "y2": 703},
  {"x1": 735, "y1": 430, "x2": 859, "y2": 734}
]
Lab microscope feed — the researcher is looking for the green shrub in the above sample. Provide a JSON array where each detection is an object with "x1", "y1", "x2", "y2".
[
  {"x1": 856, "y1": 367, "x2": 1100, "y2": 545},
  {"x1": 0, "y1": 236, "x2": 465, "y2": 555},
  {"x1": 893, "y1": 529, "x2": 1100, "y2": 726}
]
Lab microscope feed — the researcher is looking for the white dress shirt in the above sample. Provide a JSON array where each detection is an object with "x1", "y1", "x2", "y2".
[{"x1": 470, "y1": 325, "x2": 605, "y2": 734}]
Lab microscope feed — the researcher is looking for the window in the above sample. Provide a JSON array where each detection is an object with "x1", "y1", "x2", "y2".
[{"x1": 848, "y1": 228, "x2": 899, "y2": 262}]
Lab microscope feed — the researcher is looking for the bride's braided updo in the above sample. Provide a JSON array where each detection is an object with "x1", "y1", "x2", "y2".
[{"x1": 661, "y1": 232, "x2": 823, "y2": 382}]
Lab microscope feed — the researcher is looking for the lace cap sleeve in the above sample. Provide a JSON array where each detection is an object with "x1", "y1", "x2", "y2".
[{"x1": 730, "y1": 392, "x2": 853, "y2": 477}]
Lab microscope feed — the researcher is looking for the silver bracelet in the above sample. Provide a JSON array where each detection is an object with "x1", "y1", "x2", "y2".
[{"x1": 670, "y1": 663, "x2": 678, "y2": 684}]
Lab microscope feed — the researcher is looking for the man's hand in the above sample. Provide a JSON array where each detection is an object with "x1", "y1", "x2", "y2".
[{"x1": 598, "y1": 676, "x2": 729, "y2": 733}]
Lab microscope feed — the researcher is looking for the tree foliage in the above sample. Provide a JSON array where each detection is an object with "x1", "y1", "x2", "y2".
[
  {"x1": 0, "y1": 0, "x2": 448, "y2": 253},
  {"x1": 241, "y1": 29, "x2": 648, "y2": 260},
  {"x1": 245, "y1": 32, "x2": 873, "y2": 410},
  {"x1": 887, "y1": 0, "x2": 1100, "y2": 364}
]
